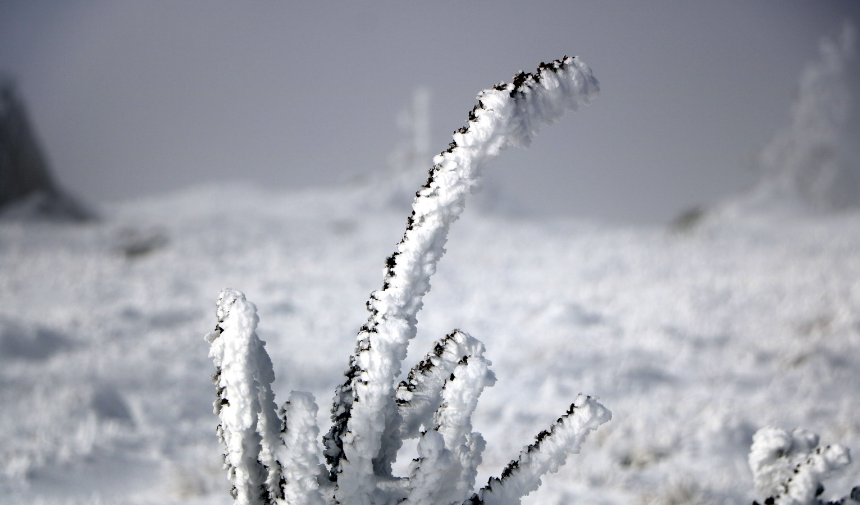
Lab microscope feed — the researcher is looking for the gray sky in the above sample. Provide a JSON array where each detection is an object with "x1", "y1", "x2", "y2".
[{"x1": 1, "y1": 0, "x2": 858, "y2": 223}]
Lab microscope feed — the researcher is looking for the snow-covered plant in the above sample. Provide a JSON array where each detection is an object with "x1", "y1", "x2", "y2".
[
  {"x1": 205, "y1": 56, "x2": 610, "y2": 505},
  {"x1": 749, "y1": 426, "x2": 859, "y2": 505},
  {"x1": 205, "y1": 289, "x2": 284, "y2": 505}
]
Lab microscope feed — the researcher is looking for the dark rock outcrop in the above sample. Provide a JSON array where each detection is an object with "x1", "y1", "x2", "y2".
[{"x1": 0, "y1": 76, "x2": 94, "y2": 221}]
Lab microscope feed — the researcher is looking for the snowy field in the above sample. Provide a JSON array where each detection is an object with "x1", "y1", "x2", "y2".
[{"x1": 1, "y1": 178, "x2": 859, "y2": 504}]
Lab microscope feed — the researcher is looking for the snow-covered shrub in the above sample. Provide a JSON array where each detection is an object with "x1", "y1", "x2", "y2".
[
  {"x1": 749, "y1": 426, "x2": 859, "y2": 505},
  {"x1": 205, "y1": 56, "x2": 610, "y2": 505}
]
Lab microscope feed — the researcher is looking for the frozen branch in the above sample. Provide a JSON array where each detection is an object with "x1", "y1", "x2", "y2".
[
  {"x1": 325, "y1": 56, "x2": 599, "y2": 505},
  {"x1": 206, "y1": 289, "x2": 282, "y2": 505},
  {"x1": 375, "y1": 330, "x2": 486, "y2": 476},
  {"x1": 405, "y1": 334, "x2": 496, "y2": 505},
  {"x1": 470, "y1": 395, "x2": 611, "y2": 505}
]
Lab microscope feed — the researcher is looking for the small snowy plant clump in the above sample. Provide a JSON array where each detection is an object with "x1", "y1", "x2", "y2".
[
  {"x1": 205, "y1": 57, "x2": 611, "y2": 505},
  {"x1": 749, "y1": 427, "x2": 859, "y2": 505}
]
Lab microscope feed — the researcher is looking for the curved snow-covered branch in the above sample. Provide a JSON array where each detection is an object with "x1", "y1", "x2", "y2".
[
  {"x1": 397, "y1": 330, "x2": 487, "y2": 440},
  {"x1": 470, "y1": 395, "x2": 611, "y2": 505},
  {"x1": 370, "y1": 330, "x2": 487, "y2": 476},
  {"x1": 206, "y1": 289, "x2": 283, "y2": 505},
  {"x1": 406, "y1": 343, "x2": 496, "y2": 505},
  {"x1": 206, "y1": 56, "x2": 606, "y2": 505},
  {"x1": 325, "y1": 56, "x2": 599, "y2": 505},
  {"x1": 433, "y1": 352, "x2": 496, "y2": 502}
]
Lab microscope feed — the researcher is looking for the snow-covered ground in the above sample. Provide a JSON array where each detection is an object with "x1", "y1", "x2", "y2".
[{"x1": 1, "y1": 178, "x2": 858, "y2": 504}]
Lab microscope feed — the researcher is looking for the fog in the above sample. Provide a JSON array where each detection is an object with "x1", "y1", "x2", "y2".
[{"x1": 1, "y1": 0, "x2": 858, "y2": 223}]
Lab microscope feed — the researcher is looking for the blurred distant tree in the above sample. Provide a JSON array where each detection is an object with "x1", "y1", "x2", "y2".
[{"x1": 756, "y1": 23, "x2": 860, "y2": 211}]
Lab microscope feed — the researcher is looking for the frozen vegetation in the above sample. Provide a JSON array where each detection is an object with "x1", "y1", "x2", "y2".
[
  {"x1": 205, "y1": 57, "x2": 610, "y2": 505},
  {"x1": 2, "y1": 30, "x2": 860, "y2": 505}
]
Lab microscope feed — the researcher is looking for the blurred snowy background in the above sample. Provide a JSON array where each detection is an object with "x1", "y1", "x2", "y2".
[
  {"x1": 0, "y1": 0, "x2": 857, "y2": 222},
  {"x1": 1, "y1": 1, "x2": 860, "y2": 504}
]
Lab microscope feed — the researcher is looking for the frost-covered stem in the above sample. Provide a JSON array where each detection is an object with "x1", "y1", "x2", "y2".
[
  {"x1": 325, "y1": 56, "x2": 599, "y2": 505},
  {"x1": 434, "y1": 353, "x2": 495, "y2": 500},
  {"x1": 470, "y1": 395, "x2": 611, "y2": 505},
  {"x1": 407, "y1": 349, "x2": 495, "y2": 505},
  {"x1": 376, "y1": 330, "x2": 485, "y2": 485},
  {"x1": 206, "y1": 289, "x2": 282, "y2": 505},
  {"x1": 395, "y1": 331, "x2": 487, "y2": 442},
  {"x1": 405, "y1": 431, "x2": 453, "y2": 505},
  {"x1": 279, "y1": 392, "x2": 327, "y2": 505}
]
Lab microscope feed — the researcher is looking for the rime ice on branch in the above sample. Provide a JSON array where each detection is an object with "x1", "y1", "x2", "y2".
[
  {"x1": 279, "y1": 392, "x2": 327, "y2": 505},
  {"x1": 324, "y1": 56, "x2": 601, "y2": 505},
  {"x1": 475, "y1": 395, "x2": 610, "y2": 505},
  {"x1": 207, "y1": 56, "x2": 609, "y2": 505},
  {"x1": 404, "y1": 333, "x2": 496, "y2": 505},
  {"x1": 206, "y1": 289, "x2": 283, "y2": 505}
]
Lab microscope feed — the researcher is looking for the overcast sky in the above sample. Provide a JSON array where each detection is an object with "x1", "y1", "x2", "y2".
[{"x1": 1, "y1": 0, "x2": 858, "y2": 223}]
